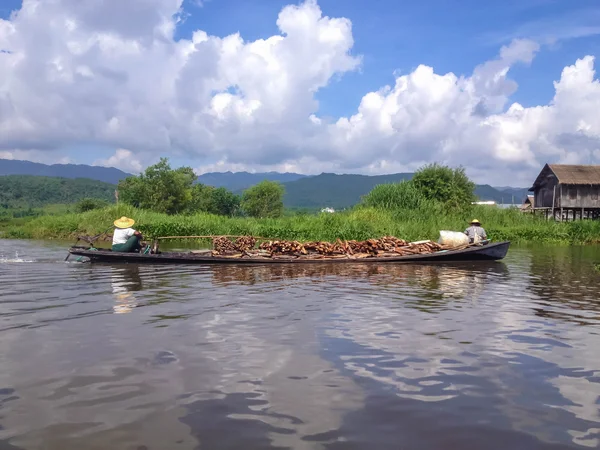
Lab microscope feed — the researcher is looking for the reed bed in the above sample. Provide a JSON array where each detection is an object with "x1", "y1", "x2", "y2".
[{"x1": 3, "y1": 203, "x2": 600, "y2": 245}]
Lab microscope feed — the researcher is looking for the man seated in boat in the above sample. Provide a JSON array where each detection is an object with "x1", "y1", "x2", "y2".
[
  {"x1": 112, "y1": 216, "x2": 143, "y2": 253},
  {"x1": 464, "y1": 219, "x2": 487, "y2": 244}
]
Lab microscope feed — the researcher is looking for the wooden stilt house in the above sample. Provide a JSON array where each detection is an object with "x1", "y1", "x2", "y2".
[
  {"x1": 520, "y1": 195, "x2": 534, "y2": 212},
  {"x1": 528, "y1": 164, "x2": 600, "y2": 220}
]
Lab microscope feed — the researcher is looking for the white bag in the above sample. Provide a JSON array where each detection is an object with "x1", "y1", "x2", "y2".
[{"x1": 438, "y1": 230, "x2": 469, "y2": 247}]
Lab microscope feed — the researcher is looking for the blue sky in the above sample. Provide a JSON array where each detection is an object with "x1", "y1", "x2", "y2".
[
  {"x1": 173, "y1": 0, "x2": 600, "y2": 115},
  {"x1": 2, "y1": 0, "x2": 600, "y2": 179},
  {"x1": 3, "y1": 0, "x2": 599, "y2": 119}
]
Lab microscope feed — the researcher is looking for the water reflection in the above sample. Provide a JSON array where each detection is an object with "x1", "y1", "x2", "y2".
[
  {"x1": 526, "y1": 246, "x2": 600, "y2": 326},
  {"x1": 209, "y1": 262, "x2": 509, "y2": 309},
  {"x1": 0, "y1": 240, "x2": 599, "y2": 449},
  {"x1": 209, "y1": 261, "x2": 509, "y2": 285},
  {"x1": 110, "y1": 266, "x2": 142, "y2": 314}
]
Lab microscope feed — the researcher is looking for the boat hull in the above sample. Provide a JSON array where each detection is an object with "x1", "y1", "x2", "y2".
[{"x1": 68, "y1": 241, "x2": 511, "y2": 265}]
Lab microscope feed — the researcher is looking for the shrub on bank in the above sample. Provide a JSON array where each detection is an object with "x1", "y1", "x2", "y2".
[{"x1": 3, "y1": 203, "x2": 600, "y2": 245}]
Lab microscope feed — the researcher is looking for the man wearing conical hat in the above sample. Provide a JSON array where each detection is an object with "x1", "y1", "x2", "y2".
[
  {"x1": 112, "y1": 216, "x2": 143, "y2": 252},
  {"x1": 464, "y1": 219, "x2": 487, "y2": 244}
]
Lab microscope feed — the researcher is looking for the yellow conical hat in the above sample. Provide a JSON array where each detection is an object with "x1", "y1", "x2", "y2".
[{"x1": 114, "y1": 216, "x2": 135, "y2": 228}]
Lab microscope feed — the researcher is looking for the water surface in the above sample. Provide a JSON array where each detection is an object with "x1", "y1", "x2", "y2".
[{"x1": 1, "y1": 239, "x2": 599, "y2": 449}]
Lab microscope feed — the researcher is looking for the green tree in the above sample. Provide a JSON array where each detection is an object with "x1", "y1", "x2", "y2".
[
  {"x1": 75, "y1": 198, "x2": 109, "y2": 213},
  {"x1": 117, "y1": 158, "x2": 197, "y2": 214},
  {"x1": 241, "y1": 180, "x2": 285, "y2": 218},
  {"x1": 361, "y1": 180, "x2": 428, "y2": 210},
  {"x1": 411, "y1": 163, "x2": 476, "y2": 209},
  {"x1": 0, "y1": 175, "x2": 115, "y2": 209},
  {"x1": 188, "y1": 184, "x2": 217, "y2": 213},
  {"x1": 210, "y1": 187, "x2": 241, "y2": 216},
  {"x1": 188, "y1": 185, "x2": 240, "y2": 216}
]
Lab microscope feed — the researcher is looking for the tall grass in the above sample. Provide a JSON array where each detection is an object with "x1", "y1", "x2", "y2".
[
  {"x1": 362, "y1": 181, "x2": 438, "y2": 211},
  {"x1": 3, "y1": 203, "x2": 600, "y2": 245}
]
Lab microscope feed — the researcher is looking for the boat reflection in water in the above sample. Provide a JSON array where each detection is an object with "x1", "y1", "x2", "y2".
[
  {"x1": 109, "y1": 265, "x2": 143, "y2": 314},
  {"x1": 91, "y1": 260, "x2": 510, "y2": 314},
  {"x1": 207, "y1": 261, "x2": 510, "y2": 306}
]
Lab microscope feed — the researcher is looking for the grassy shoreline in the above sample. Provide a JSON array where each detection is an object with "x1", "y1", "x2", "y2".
[{"x1": 2, "y1": 204, "x2": 600, "y2": 246}]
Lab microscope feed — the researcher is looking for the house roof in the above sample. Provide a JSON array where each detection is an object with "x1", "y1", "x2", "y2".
[
  {"x1": 520, "y1": 195, "x2": 534, "y2": 207},
  {"x1": 549, "y1": 164, "x2": 600, "y2": 184},
  {"x1": 530, "y1": 164, "x2": 600, "y2": 190}
]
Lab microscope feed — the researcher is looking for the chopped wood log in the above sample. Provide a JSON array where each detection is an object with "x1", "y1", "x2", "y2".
[
  {"x1": 210, "y1": 235, "x2": 456, "y2": 259},
  {"x1": 234, "y1": 236, "x2": 257, "y2": 252}
]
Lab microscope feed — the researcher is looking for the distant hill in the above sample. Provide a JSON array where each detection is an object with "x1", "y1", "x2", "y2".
[
  {"x1": 0, "y1": 175, "x2": 116, "y2": 208},
  {"x1": 196, "y1": 171, "x2": 306, "y2": 191},
  {"x1": 0, "y1": 160, "x2": 530, "y2": 211},
  {"x1": 201, "y1": 171, "x2": 528, "y2": 209},
  {"x1": 280, "y1": 173, "x2": 413, "y2": 209},
  {"x1": 491, "y1": 186, "x2": 530, "y2": 202},
  {"x1": 494, "y1": 185, "x2": 529, "y2": 192},
  {"x1": 475, "y1": 185, "x2": 529, "y2": 204},
  {"x1": 280, "y1": 175, "x2": 528, "y2": 209},
  {"x1": 0, "y1": 159, "x2": 132, "y2": 184}
]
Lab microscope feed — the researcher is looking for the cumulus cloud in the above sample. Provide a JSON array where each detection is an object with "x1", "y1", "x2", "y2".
[
  {"x1": 0, "y1": 0, "x2": 599, "y2": 185},
  {"x1": 93, "y1": 149, "x2": 143, "y2": 173},
  {"x1": 0, "y1": 149, "x2": 70, "y2": 164}
]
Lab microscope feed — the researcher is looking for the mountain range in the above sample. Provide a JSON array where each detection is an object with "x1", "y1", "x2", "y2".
[
  {"x1": 0, "y1": 159, "x2": 529, "y2": 209},
  {"x1": 199, "y1": 171, "x2": 529, "y2": 208},
  {"x1": 0, "y1": 158, "x2": 130, "y2": 185},
  {"x1": 196, "y1": 171, "x2": 307, "y2": 191},
  {"x1": 0, "y1": 175, "x2": 116, "y2": 209}
]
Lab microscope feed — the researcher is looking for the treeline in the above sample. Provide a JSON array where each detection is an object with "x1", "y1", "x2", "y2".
[
  {"x1": 114, "y1": 158, "x2": 480, "y2": 219},
  {"x1": 0, "y1": 158, "x2": 491, "y2": 224},
  {"x1": 116, "y1": 158, "x2": 286, "y2": 218},
  {"x1": 0, "y1": 175, "x2": 117, "y2": 220},
  {"x1": 0, "y1": 160, "x2": 289, "y2": 220},
  {"x1": 361, "y1": 163, "x2": 476, "y2": 211},
  {"x1": 6, "y1": 160, "x2": 600, "y2": 245},
  {"x1": 0, "y1": 175, "x2": 115, "y2": 208}
]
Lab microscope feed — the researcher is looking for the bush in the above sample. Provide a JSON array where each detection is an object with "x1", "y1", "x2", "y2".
[
  {"x1": 75, "y1": 198, "x2": 109, "y2": 213},
  {"x1": 412, "y1": 163, "x2": 476, "y2": 209},
  {"x1": 189, "y1": 185, "x2": 241, "y2": 216},
  {"x1": 361, "y1": 181, "x2": 430, "y2": 210},
  {"x1": 5, "y1": 203, "x2": 600, "y2": 245},
  {"x1": 117, "y1": 158, "x2": 241, "y2": 217},
  {"x1": 241, "y1": 180, "x2": 285, "y2": 218},
  {"x1": 117, "y1": 158, "x2": 196, "y2": 214}
]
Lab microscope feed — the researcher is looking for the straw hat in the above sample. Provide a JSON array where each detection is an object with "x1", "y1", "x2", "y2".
[
  {"x1": 470, "y1": 219, "x2": 481, "y2": 225},
  {"x1": 114, "y1": 216, "x2": 135, "y2": 229}
]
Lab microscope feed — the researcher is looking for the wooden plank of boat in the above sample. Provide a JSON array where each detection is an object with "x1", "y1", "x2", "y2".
[{"x1": 67, "y1": 241, "x2": 510, "y2": 264}]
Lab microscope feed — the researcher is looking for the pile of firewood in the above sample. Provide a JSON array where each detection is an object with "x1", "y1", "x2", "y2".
[
  {"x1": 212, "y1": 236, "x2": 237, "y2": 254},
  {"x1": 259, "y1": 240, "x2": 308, "y2": 255},
  {"x1": 344, "y1": 236, "x2": 409, "y2": 254},
  {"x1": 213, "y1": 236, "x2": 257, "y2": 254},
  {"x1": 234, "y1": 236, "x2": 257, "y2": 252},
  {"x1": 211, "y1": 235, "x2": 451, "y2": 258},
  {"x1": 259, "y1": 237, "x2": 442, "y2": 257}
]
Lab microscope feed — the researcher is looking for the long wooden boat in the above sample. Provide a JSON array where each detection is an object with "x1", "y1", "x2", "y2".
[{"x1": 67, "y1": 241, "x2": 510, "y2": 265}]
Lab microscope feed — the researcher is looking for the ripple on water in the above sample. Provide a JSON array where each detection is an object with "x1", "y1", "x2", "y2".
[{"x1": 0, "y1": 240, "x2": 599, "y2": 449}]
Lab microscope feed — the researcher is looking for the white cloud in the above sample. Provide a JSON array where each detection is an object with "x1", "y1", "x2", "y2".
[
  {"x1": 93, "y1": 149, "x2": 144, "y2": 173},
  {"x1": 483, "y1": 6, "x2": 600, "y2": 46},
  {"x1": 1, "y1": 0, "x2": 600, "y2": 185},
  {"x1": 190, "y1": 0, "x2": 209, "y2": 7},
  {"x1": 0, "y1": 149, "x2": 69, "y2": 164}
]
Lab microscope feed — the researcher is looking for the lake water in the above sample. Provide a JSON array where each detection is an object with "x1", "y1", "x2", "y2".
[{"x1": 0, "y1": 239, "x2": 599, "y2": 450}]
